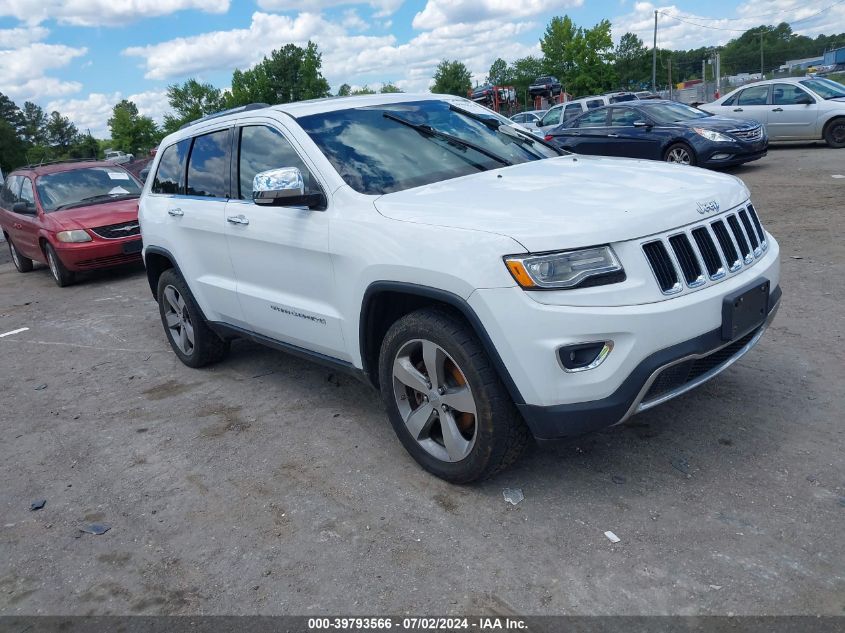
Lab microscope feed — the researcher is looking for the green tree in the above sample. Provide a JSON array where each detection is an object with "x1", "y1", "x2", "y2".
[
  {"x1": 46, "y1": 111, "x2": 78, "y2": 153},
  {"x1": 431, "y1": 59, "x2": 472, "y2": 96},
  {"x1": 230, "y1": 41, "x2": 331, "y2": 106},
  {"x1": 486, "y1": 57, "x2": 510, "y2": 85},
  {"x1": 615, "y1": 32, "x2": 651, "y2": 90},
  {"x1": 540, "y1": 15, "x2": 578, "y2": 88},
  {"x1": 351, "y1": 85, "x2": 377, "y2": 95},
  {"x1": 21, "y1": 102, "x2": 47, "y2": 146},
  {"x1": 107, "y1": 100, "x2": 159, "y2": 155},
  {"x1": 509, "y1": 56, "x2": 544, "y2": 105},
  {"x1": 336, "y1": 83, "x2": 352, "y2": 96},
  {"x1": 69, "y1": 131, "x2": 100, "y2": 159},
  {"x1": 0, "y1": 118, "x2": 26, "y2": 173},
  {"x1": 570, "y1": 19, "x2": 616, "y2": 95},
  {"x1": 163, "y1": 79, "x2": 226, "y2": 134},
  {"x1": 380, "y1": 82, "x2": 403, "y2": 93}
]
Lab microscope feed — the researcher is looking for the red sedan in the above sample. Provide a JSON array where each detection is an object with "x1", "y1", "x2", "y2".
[{"x1": 0, "y1": 160, "x2": 143, "y2": 287}]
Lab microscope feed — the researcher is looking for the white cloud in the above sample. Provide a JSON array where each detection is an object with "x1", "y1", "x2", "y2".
[
  {"x1": 0, "y1": 42, "x2": 87, "y2": 101},
  {"x1": 123, "y1": 10, "x2": 541, "y2": 93},
  {"x1": 257, "y1": 0, "x2": 403, "y2": 18},
  {"x1": 0, "y1": 0, "x2": 229, "y2": 26},
  {"x1": 0, "y1": 25, "x2": 49, "y2": 48},
  {"x1": 341, "y1": 9, "x2": 369, "y2": 31},
  {"x1": 46, "y1": 90, "x2": 170, "y2": 137},
  {"x1": 412, "y1": 0, "x2": 583, "y2": 30},
  {"x1": 613, "y1": 1, "x2": 845, "y2": 50}
]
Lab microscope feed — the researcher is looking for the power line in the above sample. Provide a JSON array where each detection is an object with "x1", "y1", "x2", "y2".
[
  {"x1": 661, "y1": 0, "x2": 841, "y2": 22},
  {"x1": 657, "y1": 0, "x2": 845, "y2": 33}
]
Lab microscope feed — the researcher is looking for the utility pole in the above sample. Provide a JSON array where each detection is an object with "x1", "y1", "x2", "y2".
[
  {"x1": 652, "y1": 10, "x2": 658, "y2": 93},
  {"x1": 760, "y1": 32, "x2": 764, "y2": 76},
  {"x1": 715, "y1": 50, "x2": 721, "y2": 99},
  {"x1": 702, "y1": 59, "x2": 706, "y2": 103},
  {"x1": 668, "y1": 57, "x2": 672, "y2": 100}
]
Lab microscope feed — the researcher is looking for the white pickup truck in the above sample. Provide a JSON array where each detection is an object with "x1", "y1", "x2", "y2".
[{"x1": 104, "y1": 150, "x2": 134, "y2": 164}]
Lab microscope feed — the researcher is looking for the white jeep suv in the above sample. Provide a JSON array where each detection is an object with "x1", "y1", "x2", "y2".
[{"x1": 139, "y1": 94, "x2": 781, "y2": 483}]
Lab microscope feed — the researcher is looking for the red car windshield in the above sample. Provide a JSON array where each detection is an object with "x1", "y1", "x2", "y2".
[{"x1": 36, "y1": 167, "x2": 142, "y2": 212}]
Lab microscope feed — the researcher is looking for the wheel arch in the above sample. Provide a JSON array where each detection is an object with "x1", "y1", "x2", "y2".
[
  {"x1": 359, "y1": 281, "x2": 525, "y2": 405},
  {"x1": 143, "y1": 245, "x2": 180, "y2": 300},
  {"x1": 822, "y1": 115, "x2": 845, "y2": 140}
]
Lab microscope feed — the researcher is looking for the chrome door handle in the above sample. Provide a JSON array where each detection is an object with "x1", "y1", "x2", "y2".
[
  {"x1": 226, "y1": 214, "x2": 249, "y2": 226},
  {"x1": 733, "y1": 108, "x2": 743, "y2": 112},
  {"x1": 607, "y1": 133, "x2": 620, "y2": 138},
  {"x1": 772, "y1": 107, "x2": 783, "y2": 112},
  {"x1": 168, "y1": 207, "x2": 183, "y2": 217}
]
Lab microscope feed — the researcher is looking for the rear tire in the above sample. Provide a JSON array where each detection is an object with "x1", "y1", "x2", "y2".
[
  {"x1": 157, "y1": 268, "x2": 230, "y2": 368},
  {"x1": 45, "y1": 243, "x2": 75, "y2": 287},
  {"x1": 378, "y1": 307, "x2": 529, "y2": 484},
  {"x1": 7, "y1": 238, "x2": 33, "y2": 273},
  {"x1": 823, "y1": 118, "x2": 845, "y2": 149},
  {"x1": 664, "y1": 142, "x2": 697, "y2": 166}
]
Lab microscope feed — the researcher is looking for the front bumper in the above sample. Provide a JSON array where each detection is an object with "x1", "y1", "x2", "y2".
[
  {"x1": 518, "y1": 287, "x2": 780, "y2": 439},
  {"x1": 54, "y1": 236, "x2": 142, "y2": 271},
  {"x1": 467, "y1": 237, "x2": 780, "y2": 440},
  {"x1": 699, "y1": 139, "x2": 768, "y2": 167}
]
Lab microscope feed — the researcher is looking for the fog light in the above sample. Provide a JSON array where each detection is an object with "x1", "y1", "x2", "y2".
[
  {"x1": 558, "y1": 341, "x2": 613, "y2": 372},
  {"x1": 711, "y1": 153, "x2": 731, "y2": 160}
]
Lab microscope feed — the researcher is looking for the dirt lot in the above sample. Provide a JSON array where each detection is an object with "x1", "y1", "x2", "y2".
[{"x1": 1, "y1": 145, "x2": 843, "y2": 616}]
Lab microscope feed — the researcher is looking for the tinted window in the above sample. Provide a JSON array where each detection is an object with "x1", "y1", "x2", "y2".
[
  {"x1": 737, "y1": 85, "x2": 770, "y2": 106},
  {"x1": 609, "y1": 94, "x2": 637, "y2": 103},
  {"x1": 238, "y1": 126, "x2": 314, "y2": 200},
  {"x1": 799, "y1": 78, "x2": 845, "y2": 99},
  {"x1": 298, "y1": 99, "x2": 558, "y2": 195},
  {"x1": 644, "y1": 103, "x2": 710, "y2": 124},
  {"x1": 586, "y1": 99, "x2": 604, "y2": 109},
  {"x1": 564, "y1": 104, "x2": 583, "y2": 119},
  {"x1": 540, "y1": 106, "x2": 562, "y2": 126},
  {"x1": 19, "y1": 177, "x2": 35, "y2": 205},
  {"x1": 152, "y1": 140, "x2": 190, "y2": 194},
  {"x1": 772, "y1": 84, "x2": 813, "y2": 105},
  {"x1": 186, "y1": 130, "x2": 230, "y2": 198},
  {"x1": 722, "y1": 92, "x2": 738, "y2": 106},
  {"x1": 610, "y1": 108, "x2": 639, "y2": 126},
  {"x1": 575, "y1": 109, "x2": 608, "y2": 128}
]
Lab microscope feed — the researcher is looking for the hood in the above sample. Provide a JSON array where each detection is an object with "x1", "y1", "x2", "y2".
[
  {"x1": 374, "y1": 155, "x2": 749, "y2": 253},
  {"x1": 48, "y1": 197, "x2": 139, "y2": 231},
  {"x1": 675, "y1": 115, "x2": 761, "y2": 132}
]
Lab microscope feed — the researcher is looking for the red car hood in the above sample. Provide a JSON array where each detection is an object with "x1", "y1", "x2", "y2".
[{"x1": 49, "y1": 197, "x2": 140, "y2": 231}]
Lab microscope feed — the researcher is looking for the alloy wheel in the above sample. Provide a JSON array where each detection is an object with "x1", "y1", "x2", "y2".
[
  {"x1": 9, "y1": 242, "x2": 21, "y2": 270},
  {"x1": 47, "y1": 248, "x2": 59, "y2": 281},
  {"x1": 163, "y1": 284, "x2": 195, "y2": 356},
  {"x1": 391, "y1": 339, "x2": 478, "y2": 463},
  {"x1": 666, "y1": 147, "x2": 692, "y2": 164}
]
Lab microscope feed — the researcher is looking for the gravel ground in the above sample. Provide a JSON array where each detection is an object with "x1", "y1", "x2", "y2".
[{"x1": 0, "y1": 145, "x2": 843, "y2": 616}]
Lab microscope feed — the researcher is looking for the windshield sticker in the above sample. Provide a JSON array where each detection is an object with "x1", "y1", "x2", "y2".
[
  {"x1": 108, "y1": 186, "x2": 130, "y2": 195},
  {"x1": 107, "y1": 171, "x2": 130, "y2": 180}
]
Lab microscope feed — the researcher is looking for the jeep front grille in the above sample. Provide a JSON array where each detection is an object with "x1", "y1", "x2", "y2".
[{"x1": 642, "y1": 204, "x2": 767, "y2": 295}]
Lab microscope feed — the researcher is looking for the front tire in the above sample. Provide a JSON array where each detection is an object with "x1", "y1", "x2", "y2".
[
  {"x1": 378, "y1": 308, "x2": 529, "y2": 484},
  {"x1": 157, "y1": 269, "x2": 230, "y2": 368},
  {"x1": 664, "y1": 142, "x2": 697, "y2": 166},
  {"x1": 45, "y1": 243, "x2": 75, "y2": 287},
  {"x1": 7, "y1": 238, "x2": 33, "y2": 272},
  {"x1": 824, "y1": 118, "x2": 845, "y2": 149}
]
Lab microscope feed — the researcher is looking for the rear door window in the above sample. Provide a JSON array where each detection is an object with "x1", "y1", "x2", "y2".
[
  {"x1": 610, "y1": 108, "x2": 639, "y2": 127},
  {"x1": 186, "y1": 129, "x2": 231, "y2": 198},
  {"x1": 152, "y1": 140, "x2": 190, "y2": 195},
  {"x1": 737, "y1": 85, "x2": 770, "y2": 106},
  {"x1": 575, "y1": 109, "x2": 609, "y2": 128}
]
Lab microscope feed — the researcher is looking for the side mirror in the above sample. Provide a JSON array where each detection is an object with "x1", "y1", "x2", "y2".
[
  {"x1": 252, "y1": 167, "x2": 325, "y2": 210},
  {"x1": 797, "y1": 95, "x2": 814, "y2": 105},
  {"x1": 12, "y1": 201, "x2": 36, "y2": 215},
  {"x1": 633, "y1": 120, "x2": 652, "y2": 128}
]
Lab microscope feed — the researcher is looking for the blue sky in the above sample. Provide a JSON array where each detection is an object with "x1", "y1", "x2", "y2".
[{"x1": 0, "y1": 0, "x2": 842, "y2": 136}]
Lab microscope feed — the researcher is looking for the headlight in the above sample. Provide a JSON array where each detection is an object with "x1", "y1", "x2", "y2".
[
  {"x1": 693, "y1": 127, "x2": 733, "y2": 143},
  {"x1": 56, "y1": 230, "x2": 92, "y2": 243},
  {"x1": 504, "y1": 246, "x2": 623, "y2": 290}
]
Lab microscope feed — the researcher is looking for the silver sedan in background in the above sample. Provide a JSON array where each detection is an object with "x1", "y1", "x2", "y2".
[{"x1": 700, "y1": 77, "x2": 845, "y2": 147}]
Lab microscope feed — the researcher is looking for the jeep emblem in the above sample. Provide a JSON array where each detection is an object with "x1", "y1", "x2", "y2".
[{"x1": 697, "y1": 200, "x2": 720, "y2": 214}]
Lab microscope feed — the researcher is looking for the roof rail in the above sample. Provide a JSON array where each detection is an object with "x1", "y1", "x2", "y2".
[
  {"x1": 22, "y1": 157, "x2": 102, "y2": 169},
  {"x1": 179, "y1": 103, "x2": 271, "y2": 130}
]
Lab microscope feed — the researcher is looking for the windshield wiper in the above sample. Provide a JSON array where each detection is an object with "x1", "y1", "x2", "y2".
[
  {"x1": 382, "y1": 112, "x2": 512, "y2": 167},
  {"x1": 448, "y1": 103, "x2": 565, "y2": 156},
  {"x1": 54, "y1": 193, "x2": 139, "y2": 211}
]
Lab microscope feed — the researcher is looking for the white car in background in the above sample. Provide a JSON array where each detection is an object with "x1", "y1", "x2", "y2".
[
  {"x1": 700, "y1": 77, "x2": 845, "y2": 147},
  {"x1": 104, "y1": 150, "x2": 134, "y2": 164}
]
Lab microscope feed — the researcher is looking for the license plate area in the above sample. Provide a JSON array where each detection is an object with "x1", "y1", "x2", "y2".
[
  {"x1": 122, "y1": 239, "x2": 142, "y2": 254},
  {"x1": 722, "y1": 279, "x2": 769, "y2": 341}
]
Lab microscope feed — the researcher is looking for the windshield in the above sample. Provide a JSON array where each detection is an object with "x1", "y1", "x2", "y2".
[
  {"x1": 800, "y1": 78, "x2": 845, "y2": 99},
  {"x1": 298, "y1": 99, "x2": 558, "y2": 195},
  {"x1": 36, "y1": 167, "x2": 142, "y2": 212},
  {"x1": 644, "y1": 103, "x2": 711, "y2": 124}
]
